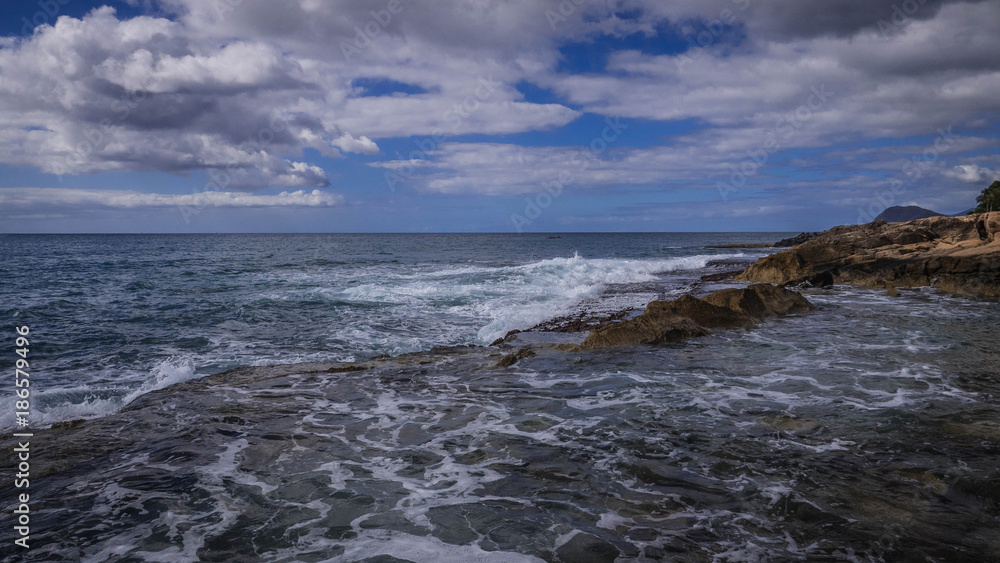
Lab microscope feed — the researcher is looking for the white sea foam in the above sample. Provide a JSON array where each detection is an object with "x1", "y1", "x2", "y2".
[
  {"x1": 339, "y1": 529, "x2": 545, "y2": 562},
  {"x1": 0, "y1": 355, "x2": 200, "y2": 430}
]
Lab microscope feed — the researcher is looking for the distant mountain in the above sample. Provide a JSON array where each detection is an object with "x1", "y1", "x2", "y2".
[{"x1": 873, "y1": 205, "x2": 943, "y2": 223}]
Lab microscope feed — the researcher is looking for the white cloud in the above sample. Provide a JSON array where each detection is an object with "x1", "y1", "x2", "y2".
[
  {"x1": 0, "y1": 187, "x2": 342, "y2": 208},
  {"x1": 1, "y1": 0, "x2": 998, "y2": 212},
  {"x1": 945, "y1": 164, "x2": 997, "y2": 184}
]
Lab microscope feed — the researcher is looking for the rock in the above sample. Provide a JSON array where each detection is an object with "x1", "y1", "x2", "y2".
[
  {"x1": 758, "y1": 415, "x2": 824, "y2": 436},
  {"x1": 644, "y1": 294, "x2": 759, "y2": 329},
  {"x1": 627, "y1": 528, "x2": 659, "y2": 542},
  {"x1": 490, "y1": 329, "x2": 522, "y2": 346},
  {"x1": 699, "y1": 269, "x2": 743, "y2": 282},
  {"x1": 774, "y1": 231, "x2": 822, "y2": 247},
  {"x1": 886, "y1": 287, "x2": 901, "y2": 297},
  {"x1": 495, "y1": 347, "x2": 535, "y2": 368},
  {"x1": 580, "y1": 284, "x2": 814, "y2": 350},
  {"x1": 556, "y1": 533, "x2": 620, "y2": 563},
  {"x1": 702, "y1": 284, "x2": 816, "y2": 320},
  {"x1": 737, "y1": 213, "x2": 1000, "y2": 299},
  {"x1": 643, "y1": 546, "x2": 668, "y2": 559},
  {"x1": 580, "y1": 314, "x2": 708, "y2": 350}
]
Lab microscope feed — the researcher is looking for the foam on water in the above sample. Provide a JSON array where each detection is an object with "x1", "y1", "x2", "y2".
[
  {"x1": 4, "y1": 249, "x2": 748, "y2": 429},
  {"x1": 0, "y1": 355, "x2": 198, "y2": 429}
]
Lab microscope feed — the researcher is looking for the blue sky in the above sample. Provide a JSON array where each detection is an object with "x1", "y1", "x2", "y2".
[{"x1": 1, "y1": 0, "x2": 998, "y2": 233}]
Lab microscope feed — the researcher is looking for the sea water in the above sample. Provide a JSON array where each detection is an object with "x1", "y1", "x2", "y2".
[
  {"x1": 1, "y1": 233, "x2": 999, "y2": 561},
  {"x1": 0, "y1": 233, "x2": 768, "y2": 428}
]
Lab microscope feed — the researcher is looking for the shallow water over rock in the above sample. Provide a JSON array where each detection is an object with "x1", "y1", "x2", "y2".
[{"x1": 3, "y1": 286, "x2": 999, "y2": 561}]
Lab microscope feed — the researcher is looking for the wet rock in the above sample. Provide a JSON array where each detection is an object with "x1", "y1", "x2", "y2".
[
  {"x1": 699, "y1": 269, "x2": 744, "y2": 282},
  {"x1": 495, "y1": 347, "x2": 535, "y2": 367},
  {"x1": 581, "y1": 284, "x2": 813, "y2": 350},
  {"x1": 774, "y1": 231, "x2": 822, "y2": 247},
  {"x1": 644, "y1": 294, "x2": 758, "y2": 329},
  {"x1": 627, "y1": 527, "x2": 659, "y2": 541},
  {"x1": 895, "y1": 470, "x2": 948, "y2": 495},
  {"x1": 941, "y1": 421, "x2": 1000, "y2": 441},
  {"x1": 644, "y1": 545, "x2": 668, "y2": 559},
  {"x1": 580, "y1": 314, "x2": 709, "y2": 350},
  {"x1": 555, "y1": 533, "x2": 620, "y2": 563},
  {"x1": 737, "y1": 212, "x2": 1000, "y2": 299},
  {"x1": 758, "y1": 415, "x2": 824, "y2": 436},
  {"x1": 490, "y1": 329, "x2": 521, "y2": 346},
  {"x1": 886, "y1": 287, "x2": 901, "y2": 297},
  {"x1": 529, "y1": 309, "x2": 633, "y2": 333},
  {"x1": 702, "y1": 284, "x2": 816, "y2": 320}
]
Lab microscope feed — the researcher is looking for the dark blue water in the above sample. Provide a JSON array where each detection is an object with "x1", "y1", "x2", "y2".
[
  {"x1": 0, "y1": 233, "x2": 778, "y2": 427},
  {"x1": 3, "y1": 233, "x2": 1000, "y2": 561}
]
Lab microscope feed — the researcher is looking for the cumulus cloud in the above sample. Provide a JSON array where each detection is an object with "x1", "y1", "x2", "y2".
[
  {"x1": 946, "y1": 164, "x2": 997, "y2": 184},
  {"x1": 0, "y1": 2, "x2": 585, "y2": 187},
  {"x1": 0, "y1": 187, "x2": 342, "y2": 208},
  {"x1": 542, "y1": 2, "x2": 1000, "y2": 137},
  {"x1": 1, "y1": 0, "x2": 998, "y2": 214}
]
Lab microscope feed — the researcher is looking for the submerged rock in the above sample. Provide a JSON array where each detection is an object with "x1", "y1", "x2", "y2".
[
  {"x1": 581, "y1": 284, "x2": 814, "y2": 350},
  {"x1": 495, "y1": 347, "x2": 536, "y2": 367},
  {"x1": 737, "y1": 213, "x2": 1000, "y2": 299},
  {"x1": 555, "y1": 533, "x2": 620, "y2": 563}
]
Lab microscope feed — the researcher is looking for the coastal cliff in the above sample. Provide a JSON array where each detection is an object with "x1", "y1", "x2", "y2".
[{"x1": 737, "y1": 212, "x2": 1000, "y2": 299}]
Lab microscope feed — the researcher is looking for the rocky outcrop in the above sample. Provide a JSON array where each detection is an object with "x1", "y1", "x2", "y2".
[
  {"x1": 736, "y1": 213, "x2": 1000, "y2": 299},
  {"x1": 702, "y1": 283, "x2": 816, "y2": 319},
  {"x1": 774, "y1": 232, "x2": 821, "y2": 247},
  {"x1": 581, "y1": 284, "x2": 814, "y2": 350},
  {"x1": 495, "y1": 347, "x2": 535, "y2": 367}
]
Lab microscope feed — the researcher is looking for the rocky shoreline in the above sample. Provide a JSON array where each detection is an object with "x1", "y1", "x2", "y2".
[
  {"x1": 738, "y1": 212, "x2": 1000, "y2": 299},
  {"x1": 499, "y1": 213, "x2": 1000, "y2": 359}
]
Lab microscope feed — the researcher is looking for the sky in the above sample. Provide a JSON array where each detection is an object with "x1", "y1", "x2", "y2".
[{"x1": 0, "y1": 0, "x2": 998, "y2": 233}]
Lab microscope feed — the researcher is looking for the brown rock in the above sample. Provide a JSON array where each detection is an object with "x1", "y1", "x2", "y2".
[
  {"x1": 702, "y1": 283, "x2": 815, "y2": 320},
  {"x1": 736, "y1": 212, "x2": 1000, "y2": 299},
  {"x1": 495, "y1": 347, "x2": 535, "y2": 367},
  {"x1": 580, "y1": 314, "x2": 708, "y2": 350},
  {"x1": 644, "y1": 294, "x2": 758, "y2": 329},
  {"x1": 581, "y1": 284, "x2": 814, "y2": 350}
]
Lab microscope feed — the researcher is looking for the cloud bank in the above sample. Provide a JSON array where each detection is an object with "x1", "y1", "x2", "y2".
[{"x1": 1, "y1": 0, "x2": 998, "y2": 227}]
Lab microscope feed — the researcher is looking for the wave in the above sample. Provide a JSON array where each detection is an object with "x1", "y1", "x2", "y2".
[
  {"x1": 0, "y1": 356, "x2": 198, "y2": 430},
  {"x1": 0, "y1": 252, "x2": 746, "y2": 430}
]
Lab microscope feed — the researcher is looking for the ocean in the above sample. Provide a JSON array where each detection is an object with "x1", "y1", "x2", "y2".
[
  {"x1": 0, "y1": 233, "x2": 768, "y2": 429},
  {"x1": 2, "y1": 233, "x2": 999, "y2": 561}
]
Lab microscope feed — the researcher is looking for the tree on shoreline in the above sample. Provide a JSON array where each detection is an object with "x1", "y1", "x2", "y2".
[{"x1": 973, "y1": 180, "x2": 1000, "y2": 213}]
